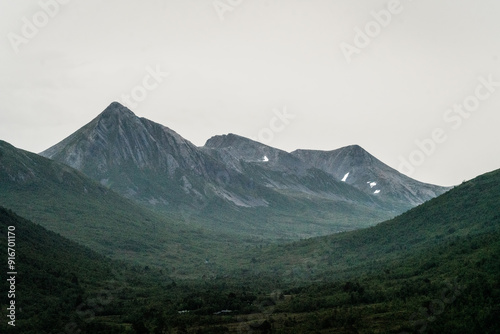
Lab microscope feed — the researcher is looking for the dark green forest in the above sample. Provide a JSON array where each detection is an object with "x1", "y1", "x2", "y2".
[{"x1": 1, "y1": 169, "x2": 499, "y2": 333}]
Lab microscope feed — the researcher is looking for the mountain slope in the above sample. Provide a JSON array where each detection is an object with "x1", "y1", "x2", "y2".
[
  {"x1": 113, "y1": 168, "x2": 500, "y2": 333},
  {"x1": 204, "y1": 134, "x2": 450, "y2": 214},
  {"x1": 245, "y1": 168, "x2": 499, "y2": 281},
  {"x1": 291, "y1": 145, "x2": 451, "y2": 209},
  {"x1": 40, "y1": 103, "x2": 300, "y2": 216},
  {"x1": 40, "y1": 102, "x2": 240, "y2": 207},
  {"x1": 0, "y1": 139, "x2": 261, "y2": 276},
  {"x1": 0, "y1": 138, "x2": 164, "y2": 258},
  {"x1": 121, "y1": 167, "x2": 500, "y2": 333},
  {"x1": 203, "y1": 133, "x2": 387, "y2": 208},
  {"x1": 0, "y1": 206, "x2": 122, "y2": 333},
  {"x1": 213, "y1": 168, "x2": 498, "y2": 333},
  {"x1": 39, "y1": 103, "x2": 411, "y2": 239}
]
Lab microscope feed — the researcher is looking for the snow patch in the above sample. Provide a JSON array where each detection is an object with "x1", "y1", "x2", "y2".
[
  {"x1": 341, "y1": 172, "x2": 350, "y2": 182},
  {"x1": 374, "y1": 190, "x2": 381, "y2": 194}
]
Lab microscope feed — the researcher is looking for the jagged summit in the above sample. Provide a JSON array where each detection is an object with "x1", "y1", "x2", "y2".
[
  {"x1": 205, "y1": 133, "x2": 242, "y2": 147},
  {"x1": 39, "y1": 104, "x2": 269, "y2": 211},
  {"x1": 292, "y1": 145, "x2": 378, "y2": 173},
  {"x1": 38, "y1": 102, "x2": 451, "y2": 236},
  {"x1": 205, "y1": 133, "x2": 265, "y2": 149},
  {"x1": 203, "y1": 133, "x2": 308, "y2": 174},
  {"x1": 98, "y1": 101, "x2": 136, "y2": 118},
  {"x1": 336, "y1": 144, "x2": 371, "y2": 157},
  {"x1": 40, "y1": 102, "x2": 210, "y2": 186}
]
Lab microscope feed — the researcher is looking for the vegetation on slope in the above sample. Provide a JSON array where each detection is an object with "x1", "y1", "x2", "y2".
[
  {"x1": 0, "y1": 207, "x2": 125, "y2": 333},
  {"x1": 0, "y1": 140, "x2": 268, "y2": 277},
  {"x1": 121, "y1": 169, "x2": 500, "y2": 333},
  {"x1": 1, "y1": 133, "x2": 499, "y2": 333}
]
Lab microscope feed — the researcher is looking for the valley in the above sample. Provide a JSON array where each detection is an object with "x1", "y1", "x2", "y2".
[
  {"x1": 1, "y1": 163, "x2": 498, "y2": 333},
  {"x1": 0, "y1": 103, "x2": 497, "y2": 333}
]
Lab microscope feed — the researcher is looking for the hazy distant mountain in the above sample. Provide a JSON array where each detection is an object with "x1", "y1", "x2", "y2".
[
  {"x1": 203, "y1": 134, "x2": 450, "y2": 212},
  {"x1": 39, "y1": 102, "x2": 449, "y2": 238},
  {"x1": 292, "y1": 146, "x2": 451, "y2": 208},
  {"x1": 202, "y1": 133, "x2": 380, "y2": 205}
]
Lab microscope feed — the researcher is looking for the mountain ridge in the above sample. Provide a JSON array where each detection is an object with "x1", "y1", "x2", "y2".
[
  {"x1": 291, "y1": 145, "x2": 451, "y2": 206},
  {"x1": 38, "y1": 101, "x2": 450, "y2": 238},
  {"x1": 41, "y1": 102, "x2": 207, "y2": 176},
  {"x1": 204, "y1": 132, "x2": 450, "y2": 210}
]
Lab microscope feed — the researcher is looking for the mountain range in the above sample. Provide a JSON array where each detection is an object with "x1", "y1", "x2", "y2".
[
  {"x1": 39, "y1": 102, "x2": 450, "y2": 239},
  {"x1": 0, "y1": 101, "x2": 497, "y2": 333},
  {"x1": 1, "y1": 150, "x2": 498, "y2": 333}
]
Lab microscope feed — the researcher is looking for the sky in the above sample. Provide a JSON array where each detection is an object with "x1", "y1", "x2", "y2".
[{"x1": 1, "y1": 0, "x2": 499, "y2": 186}]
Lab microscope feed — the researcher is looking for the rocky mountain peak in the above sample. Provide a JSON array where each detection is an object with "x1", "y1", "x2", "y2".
[
  {"x1": 203, "y1": 133, "x2": 308, "y2": 175},
  {"x1": 291, "y1": 146, "x2": 450, "y2": 206},
  {"x1": 38, "y1": 102, "x2": 451, "y2": 228},
  {"x1": 204, "y1": 133, "x2": 257, "y2": 149},
  {"x1": 292, "y1": 145, "x2": 373, "y2": 166},
  {"x1": 98, "y1": 101, "x2": 136, "y2": 119},
  {"x1": 340, "y1": 144, "x2": 367, "y2": 155},
  {"x1": 94, "y1": 101, "x2": 139, "y2": 128},
  {"x1": 40, "y1": 102, "x2": 207, "y2": 178}
]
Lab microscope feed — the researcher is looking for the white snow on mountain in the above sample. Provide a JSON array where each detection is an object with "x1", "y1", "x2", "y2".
[{"x1": 341, "y1": 172, "x2": 349, "y2": 182}]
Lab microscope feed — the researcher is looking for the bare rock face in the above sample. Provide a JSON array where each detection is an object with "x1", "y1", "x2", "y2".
[
  {"x1": 204, "y1": 133, "x2": 308, "y2": 175},
  {"x1": 291, "y1": 146, "x2": 451, "y2": 207},
  {"x1": 41, "y1": 102, "x2": 206, "y2": 177},
  {"x1": 41, "y1": 103, "x2": 283, "y2": 217},
  {"x1": 38, "y1": 102, "x2": 452, "y2": 239},
  {"x1": 40, "y1": 102, "x2": 238, "y2": 208},
  {"x1": 203, "y1": 134, "x2": 451, "y2": 212}
]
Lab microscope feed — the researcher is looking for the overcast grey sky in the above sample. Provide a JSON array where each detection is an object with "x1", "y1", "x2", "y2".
[{"x1": 1, "y1": 0, "x2": 499, "y2": 186}]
